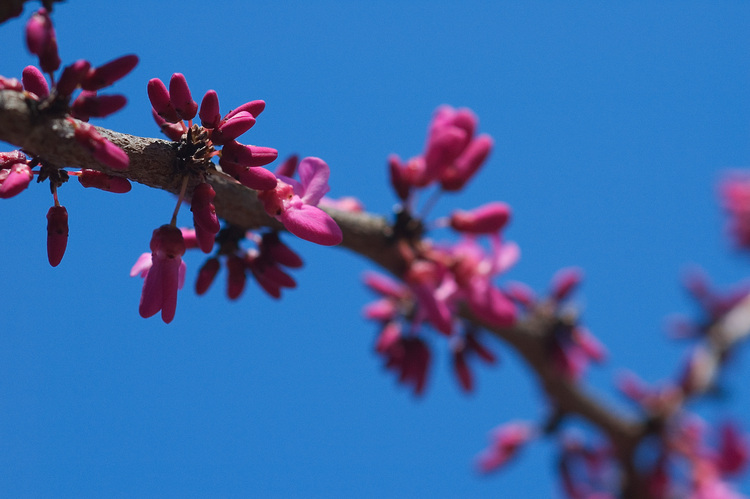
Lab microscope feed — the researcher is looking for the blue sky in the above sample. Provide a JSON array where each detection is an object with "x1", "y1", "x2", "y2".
[{"x1": 2, "y1": 1, "x2": 750, "y2": 497}]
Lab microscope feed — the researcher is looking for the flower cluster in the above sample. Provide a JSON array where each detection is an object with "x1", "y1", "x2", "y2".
[
  {"x1": 362, "y1": 106, "x2": 522, "y2": 394},
  {"x1": 131, "y1": 74, "x2": 342, "y2": 323},
  {"x1": 0, "y1": 8, "x2": 135, "y2": 267}
]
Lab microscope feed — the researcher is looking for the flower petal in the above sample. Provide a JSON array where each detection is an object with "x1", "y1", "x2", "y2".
[
  {"x1": 298, "y1": 157, "x2": 331, "y2": 206},
  {"x1": 278, "y1": 204, "x2": 342, "y2": 246}
]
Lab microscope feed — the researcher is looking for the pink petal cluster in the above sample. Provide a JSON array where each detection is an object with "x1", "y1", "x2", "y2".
[
  {"x1": 147, "y1": 74, "x2": 278, "y2": 191},
  {"x1": 389, "y1": 105, "x2": 493, "y2": 201},
  {"x1": 258, "y1": 157, "x2": 343, "y2": 246},
  {"x1": 131, "y1": 225, "x2": 187, "y2": 323}
]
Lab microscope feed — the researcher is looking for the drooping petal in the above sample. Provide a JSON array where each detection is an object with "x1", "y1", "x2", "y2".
[
  {"x1": 298, "y1": 157, "x2": 331, "y2": 206},
  {"x1": 130, "y1": 252, "x2": 152, "y2": 278},
  {"x1": 278, "y1": 203, "x2": 342, "y2": 246}
]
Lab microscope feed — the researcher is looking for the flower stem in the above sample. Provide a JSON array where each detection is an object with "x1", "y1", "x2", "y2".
[{"x1": 170, "y1": 176, "x2": 189, "y2": 226}]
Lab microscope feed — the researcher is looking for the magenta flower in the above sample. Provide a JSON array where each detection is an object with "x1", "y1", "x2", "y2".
[
  {"x1": 133, "y1": 225, "x2": 187, "y2": 324},
  {"x1": 258, "y1": 157, "x2": 343, "y2": 246},
  {"x1": 476, "y1": 421, "x2": 535, "y2": 473}
]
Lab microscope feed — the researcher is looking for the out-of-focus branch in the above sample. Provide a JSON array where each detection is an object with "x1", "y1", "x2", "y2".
[{"x1": 1, "y1": 86, "x2": 646, "y2": 490}]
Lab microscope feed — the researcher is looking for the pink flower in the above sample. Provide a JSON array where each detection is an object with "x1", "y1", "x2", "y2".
[
  {"x1": 476, "y1": 421, "x2": 534, "y2": 473},
  {"x1": 0, "y1": 161, "x2": 33, "y2": 199},
  {"x1": 258, "y1": 157, "x2": 343, "y2": 246},
  {"x1": 134, "y1": 225, "x2": 187, "y2": 323}
]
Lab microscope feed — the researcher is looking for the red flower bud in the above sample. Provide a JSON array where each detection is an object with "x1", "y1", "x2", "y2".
[
  {"x1": 56, "y1": 60, "x2": 91, "y2": 97},
  {"x1": 82, "y1": 54, "x2": 138, "y2": 91},
  {"x1": 450, "y1": 202, "x2": 511, "y2": 234},
  {"x1": 77, "y1": 169, "x2": 131, "y2": 193},
  {"x1": 199, "y1": 90, "x2": 221, "y2": 129},
  {"x1": 195, "y1": 257, "x2": 221, "y2": 295},
  {"x1": 46, "y1": 205, "x2": 68, "y2": 267},
  {"x1": 22, "y1": 65, "x2": 48, "y2": 99},
  {"x1": 169, "y1": 73, "x2": 198, "y2": 121}
]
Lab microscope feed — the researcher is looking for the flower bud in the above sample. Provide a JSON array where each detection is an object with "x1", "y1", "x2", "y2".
[
  {"x1": 147, "y1": 78, "x2": 180, "y2": 123},
  {"x1": 22, "y1": 65, "x2": 48, "y2": 99},
  {"x1": 224, "y1": 99, "x2": 265, "y2": 120},
  {"x1": 199, "y1": 90, "x2": 221, "y2": 129},
  {"x1": 195, "y1": 257, "x2": 221, "y2": 295},
  {"x1": 46, "y1": 205, "x2": 68, "y2": 267},
  {"x1": 56, "y1": 60, "x2": 91, "y2": 97},
  {"x1": 0, "y1": 162, "x2": 33, "y2": 198},
  {"x1": 77, "y1": 169, "x2": 131, "y2": 193},
  {"x1": 449, "y1": 202, "x2": 511, "y2": 234},
  {"x1": 169, "y1": 73, "x2": 197, "y2": 121},
  {"x1": 82, "y1": 54, "x2": 138, "y2": 91}
]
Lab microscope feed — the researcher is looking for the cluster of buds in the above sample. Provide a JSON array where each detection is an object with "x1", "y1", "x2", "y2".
[
  {"x1": 362, "y1": 106, "x2": 525, "y2": 394},
  {"x1": 388, "y1": 105, "x2": 493, "y2": 203},
  {"x1": 0, "y1": 8, "x2": 135, "y2": 268},
  {"x1": 132, "y1": 74, "x2": 343, "y2": 323}
]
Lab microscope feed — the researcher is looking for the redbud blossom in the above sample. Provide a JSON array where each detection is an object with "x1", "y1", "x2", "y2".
[
  {"x1": 210, "y1": 111, "x2": 256, "y2": 145},
  {"x1": 259, "y1": 157, "x2": 343, "y2": 246},
  {"x1": 81, "y1": 54, "x2": 138, "y2": 91},
  {"x1": 190, "y1": 182, "x2": 220, "y2": 253},
  {"x1": 224, "y1": 99, "x2": 266, "y2": 120},
  {"x1": 73, "y1": 122, "x2": 129, "y2": 170},
  {"x1": 195, "y1": 257, "x2": 220, "y2": 295},
  {"x1": 21, "y1": 65, "x2": 48, "y2": 99},
  {"x1": 382, "y1": 336, "x2": 431, "y2": 396},
  {"x1": 25, "y1": 8, "x2": 60, "y2": 73},
  {"x1": 275, "y1": 155, "x2": 299, "y2": 178},
  {"x1": 25, "y1": 8, "x2": 53, "y2": 55},
  {"x1": 0, "y1": 162, "x2": 33, "y2": 198},
  {"x1": 56, "y1": 60, "x2": 91, "y2": 97},
  {"x1": 550, "y1": 267, "x2": 584, "y2": 302},
  {"x1": 220, "y1": 140, "x2": 278, "y2": 168},
  {"x1": 151, "y1": 109, "x2": 185, "y2": 141},
  {"x1": 199, "y1": 90, "x2": 221, "y2": 129},
  {"x1": 449, "y1": 202, "x2": 511, "y2": 234},
  {"x1": 246, "y1": 251, "x2": 297, "y2": 299},
  {"x1": 226, "y1": 254, "x2": 247, "y2": 300},
  {"x1": 440, "y1": 134, "x2": 493, "y2": 191},
  {"x1": 77, "y1": 169, "x2": 131, "y2": 193},
  {"x1": 169, "y1": 73, "x2": 198, "y2": 121},
  {"x1": 476, "y1": 422, "x2": 534, "y2": 473},
  {"x1": 46, "y1": 205, "x2": 68, "y2": 267},
  {"x1": 147, "y1": 78, "x2": 180, "y2": 123},
  {"x1": 71, "y1": 92, "x2": 127, "y2": 121},
  {"x1": 138, "y1": 225, "x2": 186, "y2": 323}
]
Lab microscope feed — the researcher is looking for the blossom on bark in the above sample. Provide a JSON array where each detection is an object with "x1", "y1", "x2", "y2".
[{"x1": 258, "y1": 157, "x2": 343, "y2": 246}]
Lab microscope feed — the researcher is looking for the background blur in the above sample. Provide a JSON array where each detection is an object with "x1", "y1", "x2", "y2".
[{"x1": 1, "y1": 1, "x2": 749, "y2": 497}]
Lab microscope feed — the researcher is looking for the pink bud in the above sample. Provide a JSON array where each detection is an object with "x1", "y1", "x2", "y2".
[
  {"x1": 77, "y1": 169, "x2": 131, "y2": 193},
  {"x1": 453, "y1": 350, "x2": 473, "y2": 392},
  {"x1": 71, "y1": 92, "x2": 127, "y2": 120},
  {"x1": 375, "y1": 321, "x2": 401, "y2": 353},
  {"x1": 82, "y1": 54, "x2": 138, "y2": 91},
  {"x1": 25, "y1": 8, "x2": 53, "y2": 55},
  {"x1": 22, "y1": 65, "x2": 48, "y2": 99},
  {"x1": 229, "y1": 165, "x2": 278, "y2": 191},
  {"x1": 190, "y1": 182, "x2": 220, "y2": 234},
  {"x1": 450, "y1": 202, "x2": 511, "y2": 234},
  {"x1": 151, "y1": 109, "x2": 185, "y2": 141},
  {"x1": 259, "y1": 232, "x2": 303, "y2": 268},
  {"x1": 550, "y1": 267, "x2": 584, "y2": 301},
  {"x1": 169, "y1": 73, "x2": 197, "y2": 121},
  {"x1": 46, "y1": 205, "x2": 68, "y2": 267},
  {"x1": 363, "y1": 298, "x2": 397, "y2": 321},
  {"x1": 441, "y1": 134, "x2": 493, "y2": 191},
  {"x1": 73, "y1": 122, "x2": 129, "y2": 170},
  {"x1": 147, "y1": 78, "x2": 180, "y2": 123},
  {"x1": 220, "y1": 141, "x2": 278, "y2": 168},
  {"x1": 388, "y1": 154, "x2": 411, "y2": 201},
  {"x1": 0, "y1": 162, "x2": 33, "y2": 198},
  {"x1": 224, "y1": 100, "x2": 266, "y2": 120},
  {"x1": 226, "y1": 254, "x2": 246, "y2": 300},
  {"x1": 56, "y1": 60, "x2": 91, "y2": 96},
  {"x1": 199, "y1": 90, "x2": 221, "y2": 129},
  {"x1": 195, "y1": 257, "x2": 220, "y2": 295},
  {"x1": 275, "y1": 155, "x2": 299, "y2": 178},
  {"x1": 194, "y1": 224, "x2": 216, "y2": 253},
  {"x1": 38, "y1": 37, "x2": 60, "y2": 74},
  {"x1": 211, "y1": 111, "x2": 256, "y2": 145}
]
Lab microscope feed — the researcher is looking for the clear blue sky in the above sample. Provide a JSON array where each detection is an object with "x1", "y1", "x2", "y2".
[{"x1": 2, "y1": 1, "x2": 750, "y2": 497}]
